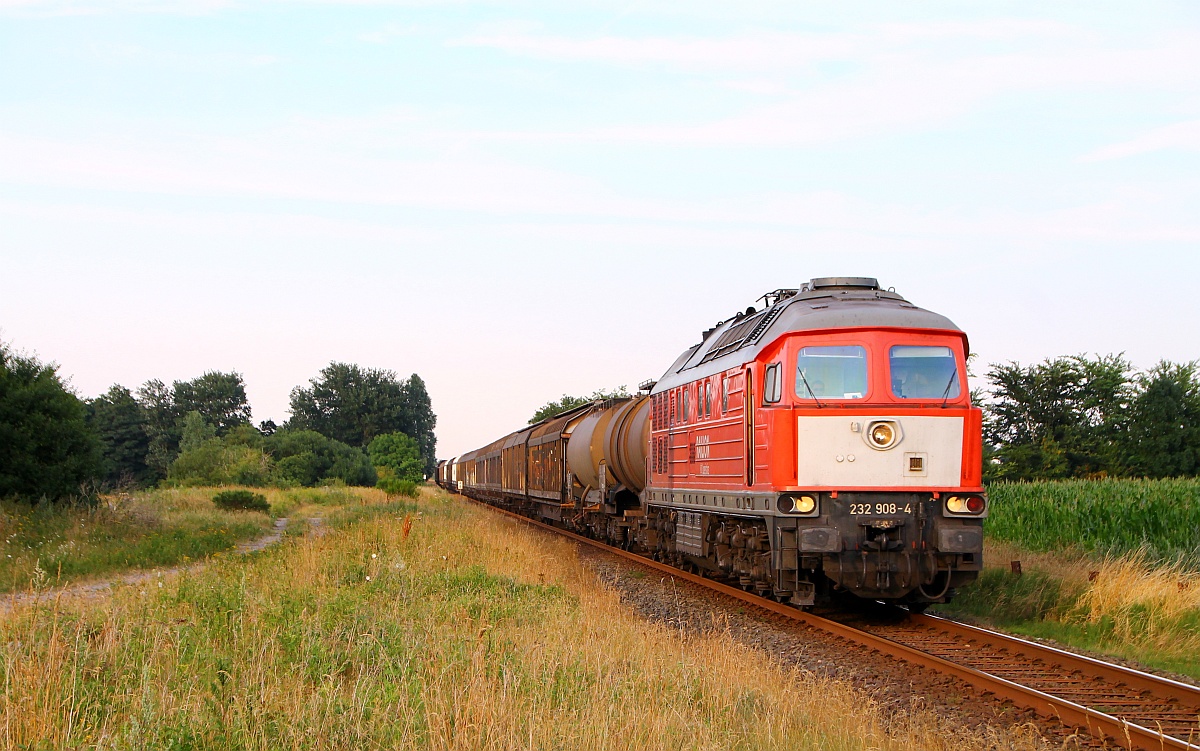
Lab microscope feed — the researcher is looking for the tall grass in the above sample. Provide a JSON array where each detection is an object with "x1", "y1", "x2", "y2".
[
  {"x1": 0, "y1": 490, "x2": 1044, "y2": 751},
  {"x1": 0, "y1": 491, "x2": 266, "y2": 593},
  {"x1": 942, "y1": 539, "x2": 1200, "y2": 678},
  {"x1": 985, "y1": 478, "x2": 1200, "y2": 565}
]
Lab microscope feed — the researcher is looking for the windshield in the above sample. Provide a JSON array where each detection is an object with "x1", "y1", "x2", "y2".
[
  {"x1": 796, "y1": 345, "x2": 867, "y2": 400},
  {"x1": 890, "y1": 345, "x2": 961, "y2": 399}
]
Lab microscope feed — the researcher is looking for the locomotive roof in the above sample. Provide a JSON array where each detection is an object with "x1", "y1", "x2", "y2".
[{"x1": 651, "y1": 277, "x2": 964, "y2": 393}]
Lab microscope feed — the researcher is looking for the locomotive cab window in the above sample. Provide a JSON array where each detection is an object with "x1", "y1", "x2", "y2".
[
  {"x1": 890, "y1": 346, "x2": 961, "y2": 400},
  {"x1": 795, "y1": 345, "x2": 867, "y2": 400},
  {"x1": 762, "y1": 363, "x2": 783, "y2": 404}
]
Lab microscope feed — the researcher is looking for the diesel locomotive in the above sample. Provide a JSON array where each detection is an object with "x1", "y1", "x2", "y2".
[{"x1": 438, "y1": 277, "x2": 986, "y2": 610}]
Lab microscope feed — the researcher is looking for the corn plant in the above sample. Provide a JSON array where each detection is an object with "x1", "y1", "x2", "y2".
[{"x1": 986, "y1": 478, "x2": 1200, "y2": 567}]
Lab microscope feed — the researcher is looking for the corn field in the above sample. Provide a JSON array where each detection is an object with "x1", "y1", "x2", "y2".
[{"x1": 985, "y1": 478, "x2": 1200, "y2": 566}]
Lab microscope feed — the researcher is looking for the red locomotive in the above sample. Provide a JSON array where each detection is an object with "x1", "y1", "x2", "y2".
[{"x1": 439, "y1": 277, "x2": 986, "y2": 610}]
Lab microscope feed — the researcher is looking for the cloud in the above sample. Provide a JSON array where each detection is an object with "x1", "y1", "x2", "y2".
[
  {"x1": 451, "y1": 31, "x2": 863, "y2": 71},
  {"x1": 447, "y1": 26, "x2": 1200, "y2": 147},
  {"x1": 0, "y1": 0, "x2": 234, "y2": 15},
  {"x1": 1081, "y1": 119, "x2": 1200, "y2": 162},
  {"x1": 451, "y1": 20, "x2": 1081, "y2": 71},
  {"x1": 4, "y1": 126, "x2": 1198, "y2": 246}
]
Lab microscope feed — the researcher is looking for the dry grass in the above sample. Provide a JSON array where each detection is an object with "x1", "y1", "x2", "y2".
[
  {"x1": 0, "y1": 489, "x2": 1046, "y2": 750},
  {"x1": 945, "y1": 540, "x2": 1200, "y2": 676},
  {"x1": 0, "y1": 489, "x2": 270, "y2": 592}
]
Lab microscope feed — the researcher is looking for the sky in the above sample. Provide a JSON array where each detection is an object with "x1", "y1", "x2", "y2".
[{"x1": 2, "y1": 0, "x2": 1199, "y2": 458}]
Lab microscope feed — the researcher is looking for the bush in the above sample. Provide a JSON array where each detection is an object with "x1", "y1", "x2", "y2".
[
  {"x1": 213, "y1": 490, "x2": 270, "y2": 513},
  {"x1": 377, "y1": 478, "x2": 420, "y2": 498},
  {"x1": 368, "y1": 432, "x2": 424, "y2": 483},
  {"x1": 168, "y1": 440, "x2": 272, "y2": 487},
  {"x1": 266, "y1": 430, "x2": 376, "y2": 487}
]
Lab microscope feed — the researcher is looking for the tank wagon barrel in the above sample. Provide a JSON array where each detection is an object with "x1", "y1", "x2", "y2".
[
  {"x1": 566, "y1": 396, "x2": 650, "y2": 495},
  {"x1": 441, "y1": 277, "x2": 987, "y2": 611}
]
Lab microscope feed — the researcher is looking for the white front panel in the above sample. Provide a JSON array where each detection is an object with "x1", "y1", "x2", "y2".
[{"x1": 796, "y1": 415, "x2": 963, "y2": 487}]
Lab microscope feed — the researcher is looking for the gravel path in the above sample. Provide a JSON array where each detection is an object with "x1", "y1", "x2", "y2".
[
  {"x1": 1, "y1": 516, "x2": 292, "y2": 614},
  {"x1": 578, "y1": 545, "x2": 1111, "y2": 750}
]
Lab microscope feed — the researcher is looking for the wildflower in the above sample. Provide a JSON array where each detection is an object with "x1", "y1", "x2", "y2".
[{"x1": 371, "y1": 553, "x2": 377, "y2": 559}]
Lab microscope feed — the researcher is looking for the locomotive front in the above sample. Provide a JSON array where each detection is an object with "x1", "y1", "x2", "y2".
[{"x1": 640, "y1": 277, "x2": 986, "y2": 610}]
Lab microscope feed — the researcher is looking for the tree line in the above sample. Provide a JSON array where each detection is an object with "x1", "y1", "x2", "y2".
[
  {"x1": 983, "y1": 355, "x2": 1200, "y2": 481},
  {"x1": 1, "y1": 341, "x2": 436, "y2": 503}
]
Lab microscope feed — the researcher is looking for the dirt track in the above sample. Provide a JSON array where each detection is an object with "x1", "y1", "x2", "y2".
[{"x1": 0, "y1": 516, "x2": 292, "y2": 615}]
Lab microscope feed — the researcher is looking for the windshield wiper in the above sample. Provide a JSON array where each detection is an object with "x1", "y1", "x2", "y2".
[
  {"x1": 797, "y1": 368, "x2": 824, "y2": 408},
  {"x1": 940, "y1": 368, "x2": 959, "y2": 408}
]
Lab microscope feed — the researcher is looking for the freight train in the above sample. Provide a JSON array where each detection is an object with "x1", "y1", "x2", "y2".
[{"x1": 438, "y1": 277, "x2": 986, "y2": 611}]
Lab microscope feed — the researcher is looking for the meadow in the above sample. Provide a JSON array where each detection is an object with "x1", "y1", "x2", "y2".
[
  {"x1": 0, "y1": 486, "x2": 383, "y2": 594},
  {"x1": 0, "y1": 488, "x2": 1043, "y2": 751}
]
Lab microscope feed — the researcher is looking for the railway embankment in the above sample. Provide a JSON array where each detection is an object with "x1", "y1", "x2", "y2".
[
  {"x1": 3, "y1": 487, "x2": 1048, "y2": 750},
  {"x1": 932, "y1": 478, "x2": 1200, "y2": 681}
]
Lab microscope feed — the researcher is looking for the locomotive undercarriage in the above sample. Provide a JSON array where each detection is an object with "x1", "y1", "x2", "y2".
[
  {"x1": 462, "y1": 485, "x2": 982, "y2": 611},
  {"x1": 560, "y1": 490, "x2": 981, "y2": 610}
]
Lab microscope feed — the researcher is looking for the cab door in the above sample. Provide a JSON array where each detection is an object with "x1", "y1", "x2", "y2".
[{"x1": 744, "y1": 367, "x2": 755, "y2": 487}]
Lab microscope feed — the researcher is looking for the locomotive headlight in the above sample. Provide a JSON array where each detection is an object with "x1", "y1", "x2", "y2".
[
  {"x1": 778, "y1": 494, "x2": 818, "y2": 516},
  {"x1": 865, "y1": 420, "x2": 901, "y2": 450},
  {"x1": 946, "y1": 495, "x2": 987, "y2": 516}
]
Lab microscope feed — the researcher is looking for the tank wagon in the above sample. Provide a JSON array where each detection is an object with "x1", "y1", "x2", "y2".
[{"x1": 441, "y1": 277, "x2": 986, "y2": 610}]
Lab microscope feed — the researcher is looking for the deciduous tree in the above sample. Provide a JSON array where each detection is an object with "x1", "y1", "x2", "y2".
[
  {"x1": 528, "y1": 386, "x2": 631, "y2": 425},
  {"x1": 0, "y1": 343, "x2": 102, "y2": 502},
  {"x1": 1122, "y1": 361, "x2": 1200, "y2": 478},
  {"x1": 984, "y1": 355, "x2": 1133, "y2": 480},
  {"x1": 86, "y1": 385, "x2": 154, "y2": 487},
  {"x1": 287, "y1": 363, "x2": 437, "y2": 474}
]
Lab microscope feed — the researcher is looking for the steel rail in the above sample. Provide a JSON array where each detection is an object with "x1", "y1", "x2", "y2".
[
  {"x1": 909, "y1": 612, "x2": 1200, "y2": 709},
  {"x1": 465, "y1": 497, "x2": 1200, "y2": 751}
]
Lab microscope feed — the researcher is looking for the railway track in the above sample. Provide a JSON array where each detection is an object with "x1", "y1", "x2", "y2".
[{"x1": 468, "y1": 497, "x2": 1200, "y2": 751}]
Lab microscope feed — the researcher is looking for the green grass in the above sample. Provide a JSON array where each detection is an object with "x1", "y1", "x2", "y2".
[
  {"x1": 0, "y1": 486, "x2": 395, "y2": 594},
  {"x1": 0, "y1": 493, "x2": 270, "y2": 593},
  {"x1": 985, "y1": 478, "x2": 1200, "y2": 566}
]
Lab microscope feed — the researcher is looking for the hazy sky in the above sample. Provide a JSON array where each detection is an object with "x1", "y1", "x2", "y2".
[{"x1": 2, "y1": 0, "x2": 1199, "y2": 458}]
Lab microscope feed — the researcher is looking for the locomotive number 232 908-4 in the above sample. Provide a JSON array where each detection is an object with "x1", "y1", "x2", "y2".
[{"x1": 849, "y1": 502, "x2": 913, "y2": 515}]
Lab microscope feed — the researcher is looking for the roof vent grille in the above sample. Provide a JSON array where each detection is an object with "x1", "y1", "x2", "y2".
[{"x1": 698, "y1": 304, "x2": 785, "y2": 365}]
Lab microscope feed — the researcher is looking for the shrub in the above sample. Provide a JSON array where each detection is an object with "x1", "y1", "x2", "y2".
[
  {"x1": 213, "y1": 489, "x2": 270, "y2": 513},
  {"x1": 377, "y1": 478, "x2": 419, "y2": 498},
  {"x1": 266, "y1": 430, "x2": 377, "y2": 487},
  {"x1": 368, "y1": 432, "x2": 424, "y2": 483},
  {"x1": 168, "y1": 440, "x2": 272, "y2": 487}
]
